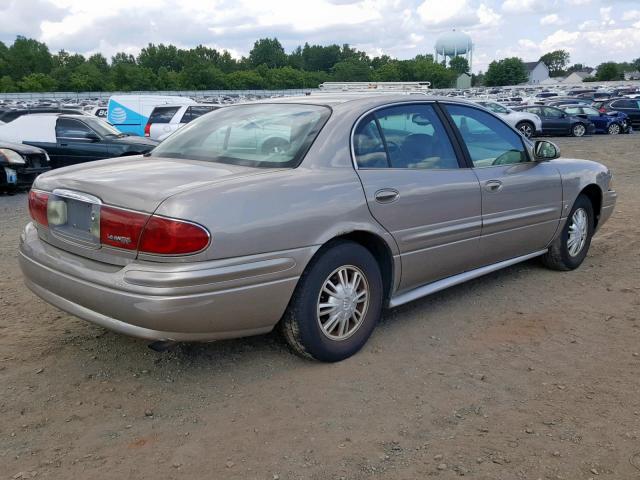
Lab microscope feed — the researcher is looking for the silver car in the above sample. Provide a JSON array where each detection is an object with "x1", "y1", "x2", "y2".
[
  {"x1": 20, "y1": 95, "x2": 616, "y2": 362},
  {"x1": 474, "y1": 100, "x2": 543, "y2": 138}
]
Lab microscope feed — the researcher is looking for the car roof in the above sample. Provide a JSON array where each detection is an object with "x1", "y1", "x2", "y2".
[{"x1": 247, "y1": 93, "x2": 479, "y2": 112}]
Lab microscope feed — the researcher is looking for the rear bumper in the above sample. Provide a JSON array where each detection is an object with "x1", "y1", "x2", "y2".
[{"x1": 19, "y1": 223, "x2": 316, "y2": 342}]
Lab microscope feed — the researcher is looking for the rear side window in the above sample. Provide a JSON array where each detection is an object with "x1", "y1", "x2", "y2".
[
  {"x1": 148, "y1": 106, "x2": 180, "y2": 124},
  {"x1": 353, "y1": 104, "x2": 459, "y2": 170},
  {"x1": 612, "y1": 99, "x2": 639, "y2": 109},
  {"x1": 444, "y1": 104, "x2": 528, "y2": 168},
  {"x1": 181, "y1": 105, "x2": 217, "y2": 124},
  {"x1": 564, "y1": 107, "x2": 581, "y2": 115}
]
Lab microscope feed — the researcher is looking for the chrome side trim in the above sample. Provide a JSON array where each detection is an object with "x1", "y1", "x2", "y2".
[
  {"x1": 388, "y1": 249, "x2": 547, "y2": 308},
  {"x1": 52, "y1": 188, "x2": 102, "y2": 205}
]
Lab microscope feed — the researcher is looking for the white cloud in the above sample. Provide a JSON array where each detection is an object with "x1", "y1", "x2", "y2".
[
  {"x1": 622, "y1": 10, "x2": 640, "y2": 21},
  {"x1": 540, "y1": 14, "x2": 565, "y2": 26}
]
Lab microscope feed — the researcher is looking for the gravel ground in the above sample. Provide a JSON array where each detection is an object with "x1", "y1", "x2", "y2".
[{"x1": 1, "y1": 134, "x2": 639, "y2": 480}]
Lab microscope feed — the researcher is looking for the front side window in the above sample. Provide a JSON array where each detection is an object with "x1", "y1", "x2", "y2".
[
  {"x1": 55, "y1": 118, "x2": 93, "y2": 139},
  {"x1": 444, "y1": 104, "x2": 528, "y2": 168},
  {"x1": 152, "y1": 103, "x2": 330, "y2": 168},
  {"x1": 353, "y1": 104, "x2": 459, "y2": 170},
  {"x1": 582, "y1": 107, "x2": 599, "y2": 116}
]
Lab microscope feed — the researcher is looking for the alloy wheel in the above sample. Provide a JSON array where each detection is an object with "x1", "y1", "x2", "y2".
[
  {"x1": 573, "y1": 124, "x2": 586, "y2": 137},
  {"x1": 317, "y1": 265, "x2": 370, "y2": 341},
  {"x1": 567, "y1": 208, "x2": 588, "y2": 257},
  {"x1": 608, "y1": 123, "x2": 621, "y2": 135}
]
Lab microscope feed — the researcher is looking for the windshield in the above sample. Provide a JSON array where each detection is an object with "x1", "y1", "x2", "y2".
[
  {"x1": 151, "y1": 103, "x2": 331, "y2": 168},
  {"x1": 81, "y1": 117, "x2": 123, "y2": 137}
]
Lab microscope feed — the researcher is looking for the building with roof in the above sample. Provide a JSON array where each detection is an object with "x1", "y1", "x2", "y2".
[
  {"x1": 563, "y1": 69, "x2": 595, "y2": 83},
  {"x1": 524, "y1": 61, "x2": 549, "y2": 84}
]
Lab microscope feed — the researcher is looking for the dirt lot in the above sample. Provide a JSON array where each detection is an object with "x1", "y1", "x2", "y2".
[{"x1": 1, "y1": 134, "x2": 639, "y2": 480}]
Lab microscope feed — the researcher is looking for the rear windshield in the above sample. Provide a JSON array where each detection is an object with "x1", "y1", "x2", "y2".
[
  {"x1": 149, "y1": 106, "x2": 180, "y2": 124},
  {"x1": 151, "y1": 103, "x2": 331, "y2": 168}
]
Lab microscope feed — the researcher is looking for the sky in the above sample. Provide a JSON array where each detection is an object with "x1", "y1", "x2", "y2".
[{"x1": 0, "y1": 0, "x2": 639, "y2": 73}]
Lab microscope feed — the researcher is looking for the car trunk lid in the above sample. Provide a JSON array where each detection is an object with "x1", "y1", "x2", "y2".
[{"x1": 33, "y1": 156, "x2": 278, "y2": 264}]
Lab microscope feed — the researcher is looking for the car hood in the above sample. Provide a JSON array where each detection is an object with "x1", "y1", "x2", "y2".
[
  {"x1": 33, "y1": 156, "x2": 282, "y2": 213},
  {"x1": 0, "y1": 140, "x2": 46, "y2": 154},
  {"x1": 109, "y1": 135, "x2": 159, "y2": 147}
]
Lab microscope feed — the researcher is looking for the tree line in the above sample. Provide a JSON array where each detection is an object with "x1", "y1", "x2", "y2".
[
  {"x1": 483, "y1": 50, "x2": 640, "y2": 87},
  {"x1": 1, "y1": 37, "x2": 637, "y2": 92},
  {"x1": 0, "y1": 36, "x2": 473, "y2": 92}
]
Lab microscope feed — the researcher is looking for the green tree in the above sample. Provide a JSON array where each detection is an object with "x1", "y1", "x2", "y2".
[
  {"x1": 7, "y1": 36, "x2": 52, "y2": 79},
  {"x1": 331, "y1": 59, "x2": 371, "y2": 81},
  {"x1": 0, "y1": 75, "x2": 17, "y2": 92},
  {"x1": 484, "y1": 57, "x2": 528, "y2": 86},
  {"x1": 449, "y1": 56, "x2": 470, "y2": 75},
  {"x1": 249, "y1": 38, "x2": 287, "y2": 68},
  {"x1": 539, "y1": 50, "x2": 570, "y2": 77},
  {"x1": 596, "y1": 62, "x2": 622, "y2": 81},
  {"x1": 412, "y1": 58, "x2": 456, "y2": 88},
  {"x1": 18, "y1": 73, "x2": 57, "y2": 92},
  {"x1": 633, "y1": 57, "x2": 640, "y2": 72}
]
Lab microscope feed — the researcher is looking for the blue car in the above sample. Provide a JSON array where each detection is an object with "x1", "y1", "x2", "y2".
[{"x1": 560, "y1": 104, "x2": 632, "y2": 135}]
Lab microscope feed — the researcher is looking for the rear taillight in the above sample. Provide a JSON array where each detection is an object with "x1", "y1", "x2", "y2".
[
  {"x1": 28, "y1": 193, "x2": 209, "y2": 256},
  {"x1": 139, "y1": 216, "x2": 210, "y2": 255},
  {"x1": 144, "y1": 122, "x2": 151, "y2": 137},
  {"x1": 99, "y1": 205, "x2": 209, "y2": 255},
  {"x1": 599, "y1": 107, "x2": 606, "y2": 113},
  {"x1": 99, "y1": 206, "x2": 149, "y2": 250},
  {"x1": 28, "y1": 190, "x2": 49, "y2": 227}
]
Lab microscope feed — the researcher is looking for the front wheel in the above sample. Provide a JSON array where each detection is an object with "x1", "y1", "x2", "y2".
[
  {"x1": 607, "y1": 123, "x2": 621, "y2": 135},
  {"x1": 280, "y1": 241, "x2": 383, "y2": 362},
  {"x1": 572, "y1": 123, "x2": 587, "y2": 137},
  {"x1": 541, "y1": 194, "x2": 594, "y2": 271},
  {"x1": 516, "y1": 121, "x2": 535, "y2": 139}
]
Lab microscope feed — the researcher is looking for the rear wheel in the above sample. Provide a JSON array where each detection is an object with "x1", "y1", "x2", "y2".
[
  {"x1": 541, "y1": 194, "x2": 594, "y2": 271},
  {"x1": 607, "y1": 123, "x2": 621, "y2": 135},
  {"x1": 280, "y1": 241, "x2": 383, "y2": 362},
  {"x1": 571, "y1": 123, "x2": 586, "y2": 137},
  {"x1": 516, "y1": 121, "x2": 535, "y2": 138}
]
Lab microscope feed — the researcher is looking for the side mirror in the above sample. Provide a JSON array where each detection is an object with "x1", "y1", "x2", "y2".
[
  {"x1": 534, "y1": 140, "x2": 560, "y2": 161},
  {"x1": 84, "y1": 132, "x2": 100, "y2": 142}
]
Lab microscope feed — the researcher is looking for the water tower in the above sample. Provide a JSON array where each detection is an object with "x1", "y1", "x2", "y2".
[{"x1": 434, "y1": 29, "x2": 473, "y2": 71}]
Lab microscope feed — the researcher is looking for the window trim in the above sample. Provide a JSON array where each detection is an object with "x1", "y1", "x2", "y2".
[
  {"x1": 349, "y1": 101, "x2": 467, "y2": 171},
  {"x1": 439, "y1": 102, "x2": 533, "y2": 169}
]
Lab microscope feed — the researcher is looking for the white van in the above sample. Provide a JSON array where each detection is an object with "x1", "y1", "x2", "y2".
[{"x1": 107, "y1": 95, "x2": 195, "y2": 136}]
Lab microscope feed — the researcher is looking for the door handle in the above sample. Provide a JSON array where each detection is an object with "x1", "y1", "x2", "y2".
[
  {"x1": 59, "y1": 143, "x2": 68, "y2": 147},
  {"x1": 484, "y1": 180, "x2": 503, "y2": 193},
  {"x1": 374, "y1": 189, "x2": 399, "y2": 203}
]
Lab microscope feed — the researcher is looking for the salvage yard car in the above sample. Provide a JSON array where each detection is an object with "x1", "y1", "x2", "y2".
[
  {"x1": 19, "y1": 95, "x2": 616, "y2": 362},
  {"x1": 0, "y1": 141, "x2": 50, "y2": 191},
  {"x1": 559, "y1": 104, "x2": 632, "y2": 135},
  {"x1": 0, "y1": 113, "x2": 158, "y2": 168},
  {"x1": 474, "y1": 100, "x2": 542, "y2": 138},
  {"x1": 513, "y1": 105, "x2": 596, "y2": 137}
]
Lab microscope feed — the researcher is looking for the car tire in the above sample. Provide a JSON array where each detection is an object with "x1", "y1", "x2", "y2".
[
  {"x1": 541, "y1": 194, "x2": 594, "y2": 271},
  {"x1": 607, "y1": 123, "x2": 621, "y2": 135},
  {"x1": 280, "y1": 240, "x2": 383, "y2": 362},
  {"x1": 516, "y1": 121, "x2": 535, "y2": 138},
  {"x1": 571, "y1": 123, "x2": 587, "y2": 137}
]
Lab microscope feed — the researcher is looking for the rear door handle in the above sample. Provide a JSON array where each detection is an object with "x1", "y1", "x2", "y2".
[
  {"x1": 374, "y1": 188, "x2": 399, "y2": 203},
  {"x1": 484, "y1": 180, "x2": 503, "y2": 193}
]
